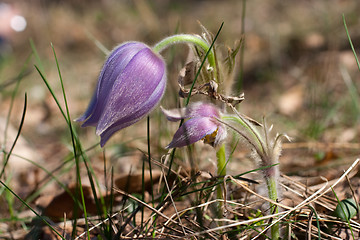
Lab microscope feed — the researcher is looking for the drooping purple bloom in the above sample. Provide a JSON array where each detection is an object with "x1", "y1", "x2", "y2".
[
  {"x1": 162, "y1": 102, "x2": 227, "y2": 148},
  {"x1": 77, "y1": 42, "x2": 166, "y2": 147}
]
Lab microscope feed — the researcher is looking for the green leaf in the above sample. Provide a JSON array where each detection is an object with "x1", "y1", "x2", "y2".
[{"x1": 333, "y1": 198, "x2": 358, "y2": 221}]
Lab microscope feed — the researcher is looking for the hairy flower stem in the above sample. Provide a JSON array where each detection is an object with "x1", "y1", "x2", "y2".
[
  {"x1": 152, "y1": 34, "x2": 217, "y2": 80},
  {"x1": 216, "y1": 143, "x2": 226, "y2": 219},
  {"x1": 221, "y1": 114, "x2": 280, "y2": 239},
  {"x1": 266, "y1": 175, "x2": 280, "y2": 239}
]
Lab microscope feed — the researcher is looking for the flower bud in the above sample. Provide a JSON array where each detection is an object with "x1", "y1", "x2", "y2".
[
  {"x1": 77, "y1": 42, "x2": 166, "y2": 147},
  {"x1": 161, "y1": 102, "x2": 227, "y2": 148}
]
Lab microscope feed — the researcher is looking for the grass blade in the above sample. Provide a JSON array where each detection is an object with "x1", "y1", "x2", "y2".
[
  {"x1": 2, "y1": 53, "x2": 32, "y2": 171},
  {"x1": 185, "y1": 22, "x2": 224, "y2": 106},
  {"x1": 343, "y1": 15, "x2": 360, "y2": 71},
  {"x1": 50, "y1": 44, "x2": 92, "y2": 240},
  {"x1": 0, "y1": 179, "x2": 66, "y2": 240},
  {"x1": 0, "y1": 93, "x2": 27, "y2": 179}
]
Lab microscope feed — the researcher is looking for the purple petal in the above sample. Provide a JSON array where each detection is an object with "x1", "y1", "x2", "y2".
[
  {"x1": 160, "y1": 106, "x2": 186, "y2": 121},
  {"x1": 166, "y1": 117, "x2": 218, "y2": 149},
  {"x1": 161, "y1": 102, "x2": 221, "y2": 122},
  {"x1": 185, "y1": 102, "x2": 221, "y2": 119},
  {"x1": 96, "y1": 47, "x2": 166, "y2": 142},
  {"x1": 77, "y1": 42, "x2": 148, "y2": 126},
  {"x1": 99, "y1": 76, "x2": 166, "y2": 146}
]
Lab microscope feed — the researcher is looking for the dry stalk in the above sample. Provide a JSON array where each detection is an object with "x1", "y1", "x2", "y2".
[{"x1": 160, "y1": 167, "x2": 186, "y2": 235}]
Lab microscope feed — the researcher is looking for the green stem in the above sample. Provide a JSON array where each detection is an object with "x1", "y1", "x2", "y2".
[
  {"x1": 216, "y1": 144, "x2": 227, "y2": 177},
  {"x1": 152, "y1": 34, "x2": 217, "y2": 78},
  {"x1": 216, "y1": 143, "x2": 226, "y2": 219},
  {"x1": 147, "y1": 116, "x2": 154, "y2": 205},
  {"x1": 266, "y1": 175, "x2": 279, "y2": 239}
]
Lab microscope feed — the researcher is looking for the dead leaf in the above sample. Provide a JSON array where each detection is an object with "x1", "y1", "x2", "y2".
[
  {"x1": 278, "y1": 84, "x2": 304, "y2": 115},
  {"x1": 304, "y1": 32, "x2": 325, "y2": 50},
  {"x1": 315, "y1": 150, "x2": 338, "y2": 166},
  {"x1": 336, "y1": 128, "x2": 357, "y2": 143},
  {"x1": 40, "y1": 184, "x2": 99, "y2": 220},
  {"x1": 114, "y1": 170, "x2": 161, "y2": 194},
  {"x1": 178, "y1": 61, "x2": 197, "y2": 86},
  {"x1": 339, "y1": 50, "x2": 359, "y2": 73}
]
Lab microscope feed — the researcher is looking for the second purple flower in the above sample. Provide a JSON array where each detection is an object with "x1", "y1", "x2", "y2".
[
  {"x1": 162, "y1": 102, "x2": 227, "y2": 149},
  {"x1": 77, "y1": 42, "x2": 166, "y2": 147}
]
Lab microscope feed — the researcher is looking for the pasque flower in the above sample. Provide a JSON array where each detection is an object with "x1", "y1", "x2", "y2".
[
  {"x1": 77, "y1": 42, "x2": 166, "y2": 147},
  {"x1": 162, "y1": 102, "x2": 227, "y2": 149}
]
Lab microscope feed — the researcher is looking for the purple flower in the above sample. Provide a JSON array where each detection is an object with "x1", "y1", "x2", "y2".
[
  {"x1": 77, "y1": 42, "x2": 166, "y2": 147},
  {"x1": 162, "y1": 102, "x2": 227, "y2": 148}
]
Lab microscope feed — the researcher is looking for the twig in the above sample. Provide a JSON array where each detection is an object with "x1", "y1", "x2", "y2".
[
  {"x1": 113, "y1": 187, "x2": 178, "y2": 225},
  {"x1": 282, "y1": 142, "x2": 360, "y2": 150},
  {"x1": 75, "y1": 210, "x2": 126, "y2": 240},
  {"x1": 226, "y1": 175, "x2": 293, "y2": 211},
  {"x1": 160, "y1": 167, "x2": 187, "y2": 235}
]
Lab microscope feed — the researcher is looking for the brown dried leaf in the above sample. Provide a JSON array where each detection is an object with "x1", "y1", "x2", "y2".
[
  {"x1": 114, "y1": 170, "x2": 162, "y2": 194},
  {"x1": 278, "y1": 84, "x2": 304, "y2": 116},
  {"x1": 178, "y1": 61, "x2": 197, "y2": 86},
  {"x1": 315, "y1": 150, "x2": 338, "y2": 167},
  {"x1": 41, "y1": 184, "x2": 97, "y2": 220}
]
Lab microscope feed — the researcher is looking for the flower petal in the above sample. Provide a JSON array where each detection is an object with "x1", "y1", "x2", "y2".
[
  {"x1": 161, "y1": 102, "x2": 221, "y2": 122},
  {"x1": 96, "y1": 47, "x2": 166, "y2": 138},
  {"x1": 185, "y1": 102, "x2": 221, "y2": 119},
  {"x1": 166, "y1": 117, "x2": 218, "y2": 149},
  {"x1": 77, "y1": 42, "x2": 148, "y2": 126},
  {"x1": 160, "y1": 106, "x2": 186, "y2": 121},
  {"x1": 99, "y1": 75, "x2": 166, "y2": 146}
]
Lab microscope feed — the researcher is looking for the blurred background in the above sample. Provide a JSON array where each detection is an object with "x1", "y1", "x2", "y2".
[{"x1": 0, "y1": 0, "x2": 360, "y2": 190}]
